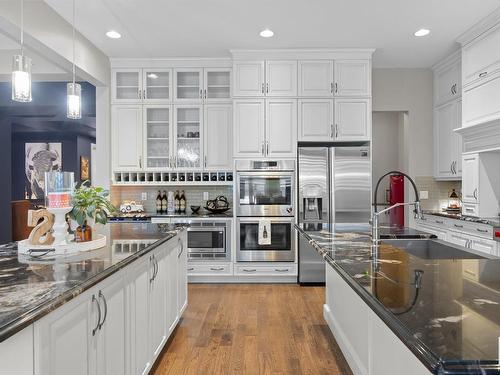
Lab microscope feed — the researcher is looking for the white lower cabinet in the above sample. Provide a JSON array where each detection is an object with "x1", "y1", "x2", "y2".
[
  {"x1": 0, "y1": 326, "x2": 34, "y2": 375},
  {"x1": 31, "y1": 235, "x2": 186, "y2": 375}
]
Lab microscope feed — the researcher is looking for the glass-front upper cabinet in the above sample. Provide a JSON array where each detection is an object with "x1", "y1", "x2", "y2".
[
  {"x1": 112, "y1": 69, "x2": 142, "y2": 103},
  {"x1": 143, "y1": 69, "x2": 172, "y2": 103},
  {"x1": 174, "y1": 105, "x2": 203, "y2": 169},
  {"x1": 174, "y1": 69, "x2": 203, "y2": 102},
  {"x1": 204, "y1": 69, "x2": 231, "y2": 100},
  {"x1": 144, "y1": 106, "x2": 172, "y2": 170}
]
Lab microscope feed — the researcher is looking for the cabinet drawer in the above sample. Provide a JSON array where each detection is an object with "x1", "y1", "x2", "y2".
[
  {"x1": 449, "y1": 219, "x2": 492, "y2": 239},
  {"x1": 462, "y1": 203, "x2": 479, "y2": 217},
  {"x1": 235, "y1": 264, "x2": 297, "y2": 276},
  {"x1": 187, "y1": 263, "x2": 232, "y2": 275},
  {"x1": 419, "y1": 216, "x2": 449, "y2": 229}
]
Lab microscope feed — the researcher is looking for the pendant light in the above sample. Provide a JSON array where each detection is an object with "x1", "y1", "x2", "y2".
[
  {"x1": 12, "y1": 0, "x2": 32, "y2": 102},
  {"x1": 67, "y1": 0, "x2": 81, "y2": 119}
]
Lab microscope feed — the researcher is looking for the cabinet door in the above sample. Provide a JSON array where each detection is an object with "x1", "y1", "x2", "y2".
[
  {"x1": 334, "y1": 99, "x2": 370, "y2": 141},
  {"x1": 167, "y1": 243, "x2": 179, "y2": 334},
  {"x1": 266, "y1": 60, "x2": 297, "y2": 97},
  {"x1": 144, "y1": 106, "x2": 173, "y2": 170},
  {"x1": 334, "y1": 60, "x2": 371, "y2": 97},
  {"x1": 462, "y1": 73, "x2": 500, "y2": 128},
  {"x1": 447, "y1": 231, "x2": 470, "y2": 248},
  {"x1": 453, "y1": 100, "x2": 462, "y2": 176},
  {"x1": 298, "y1": 99, "x2": 333, "y2": 141},
  {"x1": 177, "y1": 235, "x2": 188, "y2": 316},
  {"x1": 96, "y1": 275, "x2": 126, "y2": 375},
  {"x1": 150, "y1": 248, "x2": 168, "y2": 359},
  {"x1": 266, "y1": 99, "x2": 297, "y2": 157},
  {"x1": 462, "y1": 154, "x2": 479, "y2": 203},
  {"x1": 112, "y1": 69, "x2": 142, "y2": 103},
  {"x1": 233, "y1": 99, "x2": 265, "y2": 157},
  {"x1": 204, "y1": 104, "x2": 232, "y2": 170},
  {"x1": 470, "y1": 237, "x2": 496, "y2": 255},
  {"x1": 298, "y1": 60, "x2": 334, "y2": 97},
  {"x1": 434, "y1": 60, "x2": 461, "y2": 106},
  {"x1": 143, "y1": 69, "x2": 172, "y2": 103},
  {"x1": 174, "y1": 105, "x2": 203, "y2": 169},
  {"x1": 204, "y1": 68, "x2": 231, "y2": 101},
  {"x1": 130, "y1": 257, "x2": 152, "y2": 375},
  {"x1": 174, "y1": 68, "x2": 203, "y2": 102},
  {"x1": 34, "y1": 293, "x2": 94, "y2": 375},
  {"x1": 233, "y1": 61, "x2": 265, "y2": 97},
  {"x1": 434, "y1": 102, "x2": 456, "y2": 179},
  {"x1": 112, "y1": 105, "x2": 143, "y2": 171}
]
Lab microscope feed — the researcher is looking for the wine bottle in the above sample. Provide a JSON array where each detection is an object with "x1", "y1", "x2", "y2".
[
  {"x1": 180, "y1": 190, "x2": 186, "y2": 213},
  {"x1": 161, "y1": 190, "x2": 168, "y2": 213},
  {"x1": 156, "y1": 190, "x2": 162, "y2": 214},
  {"x1": 263, "y1": 225, "x2": 268, "y2": 239},
  {"x1": 174, "y1": 190, "x2": 180, "y2": 213}
]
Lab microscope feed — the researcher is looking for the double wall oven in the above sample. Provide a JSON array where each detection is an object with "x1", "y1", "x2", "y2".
[{"x1": 236, "y1": 160, "x2": 295, "y2": 262}]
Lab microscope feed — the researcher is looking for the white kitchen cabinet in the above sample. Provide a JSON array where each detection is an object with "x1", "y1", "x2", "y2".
[
  {"x1": 298, "y1": 60, "x2": 334, "y2": 97},
  {"x1": 447, "y1": 230, "x2": 471, "y2": 248},
  {"x1": 334, "y1": 60, "x2": 371, "y2": 97},
  {"x1": 462, "y1": 72, "x2": 500, "y2": 128},
  {"x1": 143, "y1": 105, "x2": 173, "y2": 170},
  {"x1": 298, "y1": 99, "x2": 334, "y2": 141},
  {"x1": 265, "y1": 60, "x2": 297, "y2": 97},
  {"x1": 174, "y1": 105, "x2": 203, "y2": 169},
  {"x1": 204, "y1": 68, "x2": 231, "y2": 101},
  {"x1": 462, "y1": 153, "x2": 479, "y2": 203},
  {"x1": 174, "y1": 68, "x2": 204, "y2": 102},
  {"x1": 233, "y1": 99, "x2": 265, "y2": 157},
  {"x1": 233, "y1": 61, "x2": 265, "y2": 97},
  {"x1": 334, "y1": 98, "x2": 370, "y2": 140},
  {"x1": 265, "y1": 99, "x2": 297, "y2": 157},
  {"x1": 113, "y1": 69, "x2": 173, "y2": 104},
  {"x1": 434, "y1": 100, "x2": 462, "y2": 179},
  {"x1": 167, "y1": 241, "x2": 179, "y2": 334},
  {"x1": 470, "y1": 237, "x2": 497, "y2": 256},
  {"x1": 177, "y1": 234, "x2": 188, "y2": 317},
  {"x1": 203, "y1": 104, "x2": 232, "y2": 170},
  {"x1": 149, "y1": 249, "x2": 168, "y2": 359},
  {"x1": 462, "y1": 24, "x2": 500, "y2": 87},
  {"x1": 434, "y1": 56, "x2": 461, "y2": 106},
  {"x1": 112, "y1": 69, "x2": 143, "y2": 103},
  {"x1": 143, "y1": 69, "x2": 172, "y2": 103},
  {"x1": 0, "y1": 326, "x2": 33, "y2": 375},
  {"x1": 415, "y1": 223, "x2": 447, "y2": 241},
  {"x1": 112, "y1": 105, "x2": 143, "y2": 171}
]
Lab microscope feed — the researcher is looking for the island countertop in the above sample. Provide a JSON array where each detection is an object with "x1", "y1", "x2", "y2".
[
  {"x1": 296, "y1": 223, "x2": 500, "y2": 374},
  {"x1": 0, "y1": 222, "x2": 183, "y2": 343}
]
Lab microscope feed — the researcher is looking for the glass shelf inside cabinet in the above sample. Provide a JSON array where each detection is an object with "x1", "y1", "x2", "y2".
[
  {"x1": 176, "y1": 107, "x2": 201, "y2": 168},
  {"x1": 116, "y1": 72, "x2": 140, "y2": 100},
  {"x1": 145, "y1": 71, "x2": 170, "y2": 100},
  {"x1": 206, "y1": 71, "x2": 230, "y2": 99},
  {"x1": 176, "y1": 71, "x2": 201, "y2": 99},
  {"x1": 146, "y1": 107, "x2": 170, "y2": 168}
]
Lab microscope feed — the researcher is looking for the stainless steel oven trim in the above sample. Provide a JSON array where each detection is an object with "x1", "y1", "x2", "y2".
[
  {"x1": 236, "y1": 171, "x2": 295, "y2": 217},
  {"x1": 235, "y1": 217, "x2": 296, "y2": 262}
]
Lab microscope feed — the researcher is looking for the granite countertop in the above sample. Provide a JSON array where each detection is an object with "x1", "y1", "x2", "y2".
[
  {"x1": 0, "y1": 222, "x2": 183, "y2": 343},
  {"x1": 296, "y1": 223, "x2": 500, "y2": 374},
  {"x1": 109, "y1": 211, "x2": 233, "y2": 222},
  {"x1": 424, "y1": 211, "x2": 500, "y2": 227}
]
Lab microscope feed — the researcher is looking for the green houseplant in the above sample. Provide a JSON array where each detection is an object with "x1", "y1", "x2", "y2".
[{"x1": 69, "y1": 181, "x2": 115, "y2": 241}]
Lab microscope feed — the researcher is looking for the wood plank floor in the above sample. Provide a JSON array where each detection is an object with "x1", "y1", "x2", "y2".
[{"x1": 152, "y1": 284, "x2": 353, "y2": 375}]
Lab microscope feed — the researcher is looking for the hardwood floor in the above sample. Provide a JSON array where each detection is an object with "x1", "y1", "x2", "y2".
[{"x1": 153, "y1": 284, "x2": 353, "y2": 375}]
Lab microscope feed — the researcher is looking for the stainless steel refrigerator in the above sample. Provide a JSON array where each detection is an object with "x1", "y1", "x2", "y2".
[{"x1": 298, "y1": 144, "x2": 371, "y2": 284}]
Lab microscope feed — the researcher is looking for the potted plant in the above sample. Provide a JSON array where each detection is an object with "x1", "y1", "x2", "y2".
[{"x1": 69, "y1": 181, "x2": 115, "y2": 242}]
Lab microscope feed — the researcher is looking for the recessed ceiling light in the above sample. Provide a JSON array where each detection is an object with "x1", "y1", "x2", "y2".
[
  {"x1": 106, "y1": 30, "x2": 121, "y2": 39},
  {"x1": 414, "y1": 28, "x2": 430, "y2": 37},
  {"x1": 260, "y1": 29, "x2": 274, "y2": 38},
  {"x1": 147, "y1": 73, "x2": 158, "y2": 79}
]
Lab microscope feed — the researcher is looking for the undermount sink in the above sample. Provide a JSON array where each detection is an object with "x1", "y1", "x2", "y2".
[{"x1": 381, "y1": 238, "x2": 488, "y2": 260}]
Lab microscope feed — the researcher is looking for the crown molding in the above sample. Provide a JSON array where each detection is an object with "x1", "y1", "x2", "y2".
[
  {"x1": 456, "y1": 6, "x2": 500, "y2": 46},
  {"x1": 455, "y1": 120, "x2": 500, "y2": 153},
  {"x1": 431, "y1": 49, "x2": 461, "y2": 72},
  {"x1": 110, "y1": 57, "x2": 232, "y2": 69},
  {"x1": 230, "y1": 48, "x2": 375, "y2": 60}
]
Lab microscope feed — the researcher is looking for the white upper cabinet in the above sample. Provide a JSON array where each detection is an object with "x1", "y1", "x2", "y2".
[
  {"x1": 434, "y1": 100, "x2": 461, "y2": 179},
  {"x1": 112, "y1": 69, "x2": 143, "y2": 103},
  {"x1": 462, "y1": 153, "x2": 479, "y2": 203},
  {"x1": 233, "y1": 99, "x2": 265, "y2": 157},
  {"x1": 143, "y1": 106, "x2": 173, "y2": 170},
  {"x1": 265, "y1": 99, "x2": 297, "y2": 157},
  {"x1": 265, "y1": 60, "x2": 297, "y2": 97},
  {"x1": 204, "y1": 68, "x2": 231, "y2": 101},
  {"x1": 174, "y1": 68, "x2": 204, "y2": 102},
  {"x1": 174, "y1": 105, "x2": 203, "y2": 169},
  {"x1": 334, "y1": 60, "x2": 371, "y2": 97},
  {"x1": 204, "y1": 104, "x2": 233, "y2": 170},
  {"x1": 112, "y1": 105, "x2": 143, "y2": 171},
  {"x1": 462, "y1": 73, "x2": 500, "y2": 128},
  {"x1": 334, "y1": 99, "x2": 370, "y2": 140},
  {"x1": 434, "y1": 57, "x2": 461, "y2": 106},
  {"x1": 298, "y1": 99, "x2": 333, "y2": 141},
  {"x1": 233, "y1": 61, "x2": 265, "y2": 97},
  {"x1": 298, "y1": 61, "x2": 334, "y2": 97},
  {"x1": 462, "y1": 24, "x2": 500, "y2": 87},
  {"x1": 143, "y1": 69, "x2": 172, "y2": 103}
]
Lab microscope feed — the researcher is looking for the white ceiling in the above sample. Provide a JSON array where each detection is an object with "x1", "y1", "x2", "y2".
[{"x1": 45, "y1": 0, "x2": 500, "y2": 68}]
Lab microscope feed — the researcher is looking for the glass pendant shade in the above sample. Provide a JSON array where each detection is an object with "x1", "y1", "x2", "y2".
[
  {"x1": 12, "y1": 54, "x2": 32, "y2": 102},
  {"x1": 67, "y1": 82, "x2": 82, "y2": 119}
]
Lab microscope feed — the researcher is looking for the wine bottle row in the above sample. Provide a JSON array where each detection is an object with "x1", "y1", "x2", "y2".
[{"x1": 156, "y1": 190, "x2": 186, "y2": 214}]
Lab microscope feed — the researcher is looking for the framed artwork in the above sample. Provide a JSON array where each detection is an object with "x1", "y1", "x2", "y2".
[
  {"x1": 25, "y1": 143, "x2": 62, "y2": 200},
  {"x1": 80, "y1": 156, "x2": 90, "y2": 181}
]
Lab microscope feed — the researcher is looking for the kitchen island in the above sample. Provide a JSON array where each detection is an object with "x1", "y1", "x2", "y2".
[
  {"x1": 296, "y1": 223, "x2": 500, "y2": 375},
  {"x1": 0, "y1": 222, "x2": 187, "y2": 375}
]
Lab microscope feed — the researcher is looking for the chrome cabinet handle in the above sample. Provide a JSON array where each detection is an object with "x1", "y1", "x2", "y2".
[
  {"x1": 242, "y1": 268, "x2": 257, "y2": 272},
  {"x1": 435, "y1": 220, "x2": 444, "y2": 224},
  {"x1": 204, "y1": 156, "x2": 207, "y2": 168},
  {"x1": 330, "y1": 82, "x2": 334, "y2": 94},
  {"x1": 261, "y1": 83, "x2": 265, "y2": 94},
  {"x1": 138, "y1": 89, "x2": 142, "y2": 99},
  {"x1": 274, "y1": 268, "x2": 289, "y2": 272},
  {"x1": 187, "y1": 267, "x2": 194, "y2": 271},
  {"x1": 149, "y1": 255, "x2": 155, "y2": 283},
  {"x1": 266, "y1": 141, "x2": 269, "y2": 155},
  {"x1": 210, "y1": 267, "x2": 224, "y2": 271},
  {"x1": 454, "y1": 224, "x2": 464, "y2": 228},
  {"x1": 477, "y1": 228, "x2": 488, "y2": 233},
  {"x1": 143, "y1": 89, "x2": 146, "y2": 99},
  {"x1": 154, "y1": 255, "x2": 158, "y2": 280},
  {"x1": 330, "y1": 124, "x2": 334, "y2": 139},
  {"x1": 98, "y1": 291, "x2": 108, "y2": 330},
  {"x1": 261, "y1": 142, "x2": 265, "y2": 156},
  {"x1": 335, "y1": 124, "x2": 339, "y2": 139},
  {"x1": 473, "y1": 188, "x2": 478, "y2": 200},
  {"x1": 453, "y1": 161, "x2": 457, "y2": 174},
  {"x1": 204, "y1": 89, "x2": 207, "y2": 99},
  {"x1": 479, "y1": 72, "x2": 487, "y2": 78},
  {"x1": 92, "y1": 295, "x2": 101, "y2": 336},
  {"x1": 139, "y1": 157, "x2": 142, "y2": 169},
  {"x1": 450, "y1": 162, "x2": 454, "y2": 174},
  {"x1": 178, "y1": 242, "x2": 184, "y2": 258},
  {"x1": 334, "y1": 82, "x2": 338, "y2": 94},
  {"x1": 266, "y1": 82, "x2": 269, "y2": 94},
  {"x1": 199, "y1": 89, "x2": 203, "y2": 98}
]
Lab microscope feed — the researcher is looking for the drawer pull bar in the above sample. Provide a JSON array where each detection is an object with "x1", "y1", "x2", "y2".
[
  {"x1": 274, "y1": 268, "x2": 289, "y2": 272},
  {"x1": 479, "y1": 71, "x2": 487, "y2": 78},
  {"x1": 454, "y1": 224, "x2": 464, "y2": 228},
  {"x1": 243, "y1": 268, "x2": 257, "y2": 272},
  {"x1": 187, "y1": 267, "x2": 194, "y2": 271},
  {"x1": 210, "y1": 267, "x2": 225, "y2": 271},
  {"x1": 477, "y1": 228, "x2": 488, "y2": 233},
  {"x1": 435, "y1": 220, "x2": 444, "y2": 224}
]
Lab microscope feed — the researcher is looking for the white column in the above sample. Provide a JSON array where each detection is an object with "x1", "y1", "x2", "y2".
[{"x1": 95, "y1": 86, "x2": 111, "y2": 189}]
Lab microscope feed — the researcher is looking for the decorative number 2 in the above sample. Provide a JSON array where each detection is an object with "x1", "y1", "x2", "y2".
[{"x1": 28, "y1": 209, "x2": 55, "y2": 245}]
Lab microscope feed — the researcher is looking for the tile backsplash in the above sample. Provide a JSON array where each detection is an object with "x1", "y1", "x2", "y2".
[
  {"x1": 111, "y1": 185, "x2": 233, "y2": 213},
  {"x1": 414, "y1": 176, "x2": 462, "y2": 212}
]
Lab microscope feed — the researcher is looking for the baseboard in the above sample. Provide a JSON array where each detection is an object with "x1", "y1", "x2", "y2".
[{"x1": 188, "y1": 276, "x2": 297, "y2": 283}]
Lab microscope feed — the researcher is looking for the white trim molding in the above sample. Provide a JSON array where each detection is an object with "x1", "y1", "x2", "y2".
[
  {"x1": 230, "y1": 48, "x2": 375, "y2": 60},
  {"x1": 455, "y1": 121, "x2": 500, "y2": 153},
  {"x1": 456, "y1": 7, "x2": 500, "y2": 46}
]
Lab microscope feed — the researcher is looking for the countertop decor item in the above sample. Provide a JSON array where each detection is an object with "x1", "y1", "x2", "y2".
[
  {"x1": 190, "y1": 205, "x2": 201, "y2": 213},
  {"x1": 204, "y1": 195, "x2": 230, "y2": 214},
  {"x1": 45, "y1": 171, "x2": 74, "y2": 245}
]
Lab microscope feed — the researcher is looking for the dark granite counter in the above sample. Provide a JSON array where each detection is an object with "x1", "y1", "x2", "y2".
[
  {"x1": 0, "y1": 222, "x2": 183, "y2": 342},
  {"x1": 296, "y1": 223, "x2": 500, "y2": 374},
  {"x1": 108, "y1": 212, "x2": 233, "y2": 222}
]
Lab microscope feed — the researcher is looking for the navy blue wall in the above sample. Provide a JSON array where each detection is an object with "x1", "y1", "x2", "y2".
[{"x1": 0, "y1": 119, "x2": 12, "y2": 244}]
